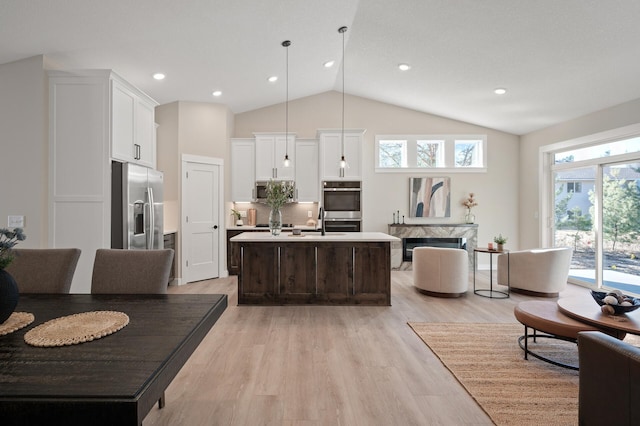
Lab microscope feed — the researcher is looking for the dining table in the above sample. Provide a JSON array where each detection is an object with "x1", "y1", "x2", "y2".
[{"x1": 0, "y1": 293, "x2": 227, "y2": 426}]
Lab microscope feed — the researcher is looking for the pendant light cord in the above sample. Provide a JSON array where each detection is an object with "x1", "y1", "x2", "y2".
[
  {"x1": 339, "y1": 26, "x2": 348, "y2": 165},
  {"x1": 282, "y1": 40, "x2": 291, "y2": 166}
]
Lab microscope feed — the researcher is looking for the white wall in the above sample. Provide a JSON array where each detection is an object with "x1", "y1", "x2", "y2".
[
  {"x1": 0, "y1": 56, "x2": 47, "y2": 247},
  {"x1": 235, "y1": 91, "x2": 520, "y2": 248},
  {"x1": 519, "y1": 98, "x2": 640, "y2": 249},
  {"x1": 155, "y1": 101, "x2": 234, "y2": 282}
]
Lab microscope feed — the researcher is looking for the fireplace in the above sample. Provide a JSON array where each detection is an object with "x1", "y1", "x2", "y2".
[
  {"x1": 388, "y1": 224, "x2": 478, "y2": 270},
  {"x1": 402, "y1": 237, "x2": 467, "y2": 261}
]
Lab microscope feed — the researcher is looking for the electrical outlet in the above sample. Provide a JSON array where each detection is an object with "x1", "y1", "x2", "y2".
[
  {"x1": 307, "y1": 210, "x2": 312, "y2": 218},
  {"x1": 240, "y1": 210, "x2": 247, "y2": 217},
  {"x1": 8, "y1": 215, "x2": 24, "y2": 228}
]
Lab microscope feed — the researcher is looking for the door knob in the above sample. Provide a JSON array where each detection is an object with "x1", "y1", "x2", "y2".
[{"x1": 213, "y1": 225, "x2": 218, "y2": 230}]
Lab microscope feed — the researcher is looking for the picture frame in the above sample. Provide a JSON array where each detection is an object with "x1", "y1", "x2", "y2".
[{"x1": 409, "y1": 177, "x2": 451, "y2": 218}]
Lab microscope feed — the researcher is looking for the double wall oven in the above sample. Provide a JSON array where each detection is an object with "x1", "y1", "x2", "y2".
[{"x1": 322, "y1": 181, "x2": 361, "y2": 232}]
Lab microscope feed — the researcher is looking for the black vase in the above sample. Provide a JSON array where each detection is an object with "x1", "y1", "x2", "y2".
[{"x1": 0, "y1": 269, "x2": 19, "y2": 324}]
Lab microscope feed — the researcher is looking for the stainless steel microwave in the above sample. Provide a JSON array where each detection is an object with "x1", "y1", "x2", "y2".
[{"x1": 255, "y1": 180, "x2": 295, "y2": 203}]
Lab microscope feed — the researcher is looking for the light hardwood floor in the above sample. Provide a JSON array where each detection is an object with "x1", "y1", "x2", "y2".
[{"x1": 143, "y1": 271, "x2": 588, "y2": 426}]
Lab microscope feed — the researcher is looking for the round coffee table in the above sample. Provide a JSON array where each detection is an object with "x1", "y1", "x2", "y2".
[
  {"x1": 514, "y1": 300, "x2": 602, "y2": 370},
  {"x1": 557, "y1": 296, "x2": 640, "y2": 338}
]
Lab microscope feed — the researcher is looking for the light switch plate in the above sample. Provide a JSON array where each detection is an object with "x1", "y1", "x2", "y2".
[{"x1": 8, "y1": 215, "x2": 25, "y2": 228}]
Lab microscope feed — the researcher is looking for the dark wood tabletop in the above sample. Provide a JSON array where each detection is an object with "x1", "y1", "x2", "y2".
[{"x1": 0, "y1": 293, "x2": 227, "y2": 426}]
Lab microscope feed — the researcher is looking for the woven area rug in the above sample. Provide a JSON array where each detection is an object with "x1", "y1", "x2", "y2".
[{"x1": 408, "y1": 322, "x2": 579, "y2": 426}]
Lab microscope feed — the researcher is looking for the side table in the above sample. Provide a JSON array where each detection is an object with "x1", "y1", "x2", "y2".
[{"x1": 474, "y1": 248, "x2": 509, "y2": 298}]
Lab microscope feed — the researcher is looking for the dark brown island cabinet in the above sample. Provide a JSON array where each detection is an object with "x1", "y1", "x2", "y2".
[{"x1": 230, "y1": 232, "x2": 399, "y2": 306}]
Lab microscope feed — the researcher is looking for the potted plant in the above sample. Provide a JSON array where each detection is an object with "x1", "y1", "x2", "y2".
[
  {"x1": 493, "y1": 234, "x2": 508, "y2": 251},
  {"x1": 266, "y1": 180, "x2": 295, "y2": 235},
  {"x1": 230, "y1": 209, "x2": 243, "y2": 226}
]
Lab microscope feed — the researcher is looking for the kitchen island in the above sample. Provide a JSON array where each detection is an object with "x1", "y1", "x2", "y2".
[{"x1": 231, "y1": 232, "x2": 399, "y2": 305}]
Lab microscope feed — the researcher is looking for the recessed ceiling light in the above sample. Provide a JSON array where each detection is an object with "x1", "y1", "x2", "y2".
[
  {"x1": 212, "y1": 90, "x2": 222, "y2": 97},
  {"x1": 398, "y1": 63, "x2": 411, "y2": 71},
  {"x1": 268, "y1": 76, "x2": 278, "y2": 83},
  {"x1": 323, "y1": 60, "x2": 335, "y2": 68},
  {"x1": 152, "y1": 73, "x2": 165, "y2": 80},
  {"x1": 494, "y1": 88, "x2": 507, "y2": 95}
]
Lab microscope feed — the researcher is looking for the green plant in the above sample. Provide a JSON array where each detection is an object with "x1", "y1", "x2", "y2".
[
  {"x1": 0, "y1": 227, "x2": 26, "y2": 269},
  {"x1": 266, "y1": 180, "x2": 295, "y2": 210},
  {"x1": 230, "y1": 209, "x2": 241, "y2": 220},
  {"x1": 493, "y1": 234, "x2": 508, "y2": 245}
]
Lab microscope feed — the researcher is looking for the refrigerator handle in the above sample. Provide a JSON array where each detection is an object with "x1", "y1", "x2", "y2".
[{"x1": 148, "y1": 187, "x2": 155, "y2": 249}]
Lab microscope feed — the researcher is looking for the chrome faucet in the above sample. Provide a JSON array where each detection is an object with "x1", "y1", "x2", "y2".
[{"x1": 319, "y1": 207, "x2": 326, "y2": 236}]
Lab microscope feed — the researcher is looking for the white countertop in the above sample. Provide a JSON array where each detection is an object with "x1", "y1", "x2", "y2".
[{"x1": 230, "y1": 231, "x2": 400, "y2": 242}]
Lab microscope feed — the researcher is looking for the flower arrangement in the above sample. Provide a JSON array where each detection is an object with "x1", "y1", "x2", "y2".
[
  {"x1": 230, "y1": 209, "x2": 241, "y2": 220},
  {"x1": 266, "y1": 180, "x2": 295, "y2": 210},
  {"x1": 0, "y1": 227, "x2": 26, "y2": 270},
  {"x1": 462, "y1": 193, "x2": 478, "y2": 212}
]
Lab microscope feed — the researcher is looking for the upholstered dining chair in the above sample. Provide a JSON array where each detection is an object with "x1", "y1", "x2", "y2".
[
  {"x1": 90, "y1": 248, "x2": 174, "y2": 410},
  {"x1": 5, "y1": 248, "x2": 81, "y2": 294},
  {"x1": 90, "y1": 248, "x2": 174, "y2": 294}
]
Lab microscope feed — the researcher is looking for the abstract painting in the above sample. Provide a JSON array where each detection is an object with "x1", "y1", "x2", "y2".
[{"x1": 409, "y1": 177, "x2": 451, "y2": 217}]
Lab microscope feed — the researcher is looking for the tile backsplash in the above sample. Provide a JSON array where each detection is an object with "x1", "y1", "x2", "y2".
[{"x1": 232, "y1": 203, "x2": 319, "y2": 227}]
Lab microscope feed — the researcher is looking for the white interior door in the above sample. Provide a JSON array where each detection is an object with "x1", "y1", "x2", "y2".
[{"x1": 184, "y1": 161, "x2": 220, "y2": 282}]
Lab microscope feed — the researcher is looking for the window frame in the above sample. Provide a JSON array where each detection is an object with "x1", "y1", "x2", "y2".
[{"x1": 375, "y1": 134, "x2": 487, "y2": 173}]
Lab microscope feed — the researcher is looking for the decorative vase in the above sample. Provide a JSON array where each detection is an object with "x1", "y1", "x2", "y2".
[
  {"x1": 0, "y1": 269, "x2": 19, "y2": 324},
  {"x1": 497, "y1": 243, "x2": 504, "y2": 251},
  {"x1": 464, "y1": 211, "x2": 475, "y2": 224},
  {"x1": 269, "y1": 208, "x2": 282, "y2": 236}
]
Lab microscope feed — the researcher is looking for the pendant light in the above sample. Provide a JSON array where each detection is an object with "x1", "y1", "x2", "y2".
[
  {"x1": 338, "y1": 26, "x2": 348, "y2": 169},
  {"x1": 282, "y1": 40, "x2": 292, "y2": 168}
]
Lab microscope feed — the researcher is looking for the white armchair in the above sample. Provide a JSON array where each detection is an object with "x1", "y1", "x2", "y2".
[
  {"x1": 498, "y1": 247, "x2": 573, "y2": 297},
  {"x1": 413, "y1": 247, "x2": 469, "y2": 297}
]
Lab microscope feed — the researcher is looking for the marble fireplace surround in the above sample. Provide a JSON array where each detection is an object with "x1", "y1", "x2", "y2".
[{"x1": 388, "y1": 224, "x2": 478, "y2": 270}]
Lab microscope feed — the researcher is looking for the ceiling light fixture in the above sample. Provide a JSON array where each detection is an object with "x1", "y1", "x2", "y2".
[
  {"x1": 212, "y1": 90, "x2": 222, "y2": 97},
  {"x1": 494, "y1": 88, "x2": 507, "y2": 95},
  {"x1": 268, "y1": 76, "x2": 278, "y2": 83},
  {"x1": 398, "y1": 63, "x2": 411, "y2": 71},
  {"x1": 152, "y1": 73, "x2": 165, "y2": 80},
  {"x1": 323, "y1": 60, "x2": 335, "y2": 68},
  {"x1": 338, "y1": 26, "x2": 348, "y2": 171},
  {"x1": 282, "y1": 40, "x2": 292, "y2": 168}
]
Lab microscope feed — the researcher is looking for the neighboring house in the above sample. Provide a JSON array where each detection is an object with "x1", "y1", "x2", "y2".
[{"x1": 556, "y1": 167, "x2": 640, "y2": 218}]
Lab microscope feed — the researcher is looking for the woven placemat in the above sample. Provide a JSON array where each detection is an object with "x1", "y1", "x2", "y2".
[
  {"x1": 0, "y1": 312, "x2": 35, "y2": 336},
  {"x1": 24, "y1": 311, "x2": 129, "y2": 347}
]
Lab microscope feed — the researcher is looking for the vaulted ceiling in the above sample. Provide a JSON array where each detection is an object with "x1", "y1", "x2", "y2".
[{"x1": 3, "y1": 0, "x2": 640, "y2": 135}]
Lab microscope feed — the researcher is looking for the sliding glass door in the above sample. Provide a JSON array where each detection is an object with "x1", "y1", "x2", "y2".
[
  {"x1": 551, "y1": 154, "x2": 640, "y2": 294},
  {"x1": 553, "y1": 166, "x2": 597, "y2": 285},
  {"x1": 600, "y1": 162, "x2": 640, "y2": 293}
]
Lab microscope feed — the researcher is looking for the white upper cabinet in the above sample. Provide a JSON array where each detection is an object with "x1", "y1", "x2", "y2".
[
  {"x1": 318, "y1": 129, "x2": 365, "y2": 180},
  {"x1": 294, "y1": 139, "x2": 319, "y2": 202},
  {"x1": 254, "y1": 133, "x2": 295, "y2": 180},
  {"x1": 111, "y1": 78, "x2": 158, "y2": 168},
  {"x1": 47, "y1": 70, "x2": 158, "y2": 293},
  {"x1": 230, "y1": 139, "x2": 256, "y2": 202}
]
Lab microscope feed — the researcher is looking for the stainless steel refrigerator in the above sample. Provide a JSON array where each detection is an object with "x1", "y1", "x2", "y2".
[{"x1": 111, "y1": 161, "x2": 164, "y2": 250}]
